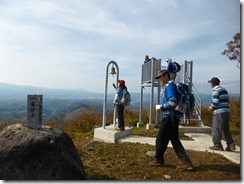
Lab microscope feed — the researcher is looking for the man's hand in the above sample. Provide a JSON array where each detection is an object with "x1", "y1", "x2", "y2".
[
  {"x1": 208, "y1": 106, "x2": 213, "y2": 112},
  {"x1": 156, "y1": 105, "x2": 162, "y2": 110},
  {"x1": 156, "y1": 104, "x2": 168, "y2": 111}
]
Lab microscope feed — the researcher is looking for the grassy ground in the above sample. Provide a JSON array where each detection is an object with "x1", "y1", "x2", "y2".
[{"x1": 70, "y1": 129, "x2": 240, "y2": 181}]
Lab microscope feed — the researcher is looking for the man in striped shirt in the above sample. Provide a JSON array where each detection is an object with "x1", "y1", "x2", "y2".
[{"x1": 208, "y1": 77, "x2": 236, "y2": 151}]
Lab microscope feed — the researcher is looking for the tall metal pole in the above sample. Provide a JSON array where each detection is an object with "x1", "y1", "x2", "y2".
[
  {"x1": 156, "y1": 83, "x2": 160, "y2": 125},
  {"x1": 149, "y1": 58, "x2": 155, "y2": 126},
  {"x1": 102, "y1": 61, "x2": 119, "y2": 129},
  {"x1": 189, "y1": 60, "x2": 193, "y2": 90},
  {"x1": 139, "y1": 85, "x2": 143, "y2": 124},
  {"x1": 138, "y1": 64, "x2": 144, "y2": 127}
]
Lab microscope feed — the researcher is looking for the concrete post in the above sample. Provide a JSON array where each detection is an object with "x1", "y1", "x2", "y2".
[
  {"x1": 27, "y1": 94, "x2": 43, "y2": 129},
  {"x1": 149, "y1": 58, "x2": 155, "y2": 126}
]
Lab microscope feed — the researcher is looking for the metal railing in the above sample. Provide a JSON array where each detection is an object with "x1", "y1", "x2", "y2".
[
  {"x1": 184, "y1": 63, "x2": 204, "y2": 126},
  {"x1": 191, "y1": 80, "x2": 204, "y2": 126}
]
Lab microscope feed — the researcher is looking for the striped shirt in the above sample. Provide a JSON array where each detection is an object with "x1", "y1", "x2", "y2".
[{"x1": 211, "y1": 85, "x2": 230, "y2": 114}]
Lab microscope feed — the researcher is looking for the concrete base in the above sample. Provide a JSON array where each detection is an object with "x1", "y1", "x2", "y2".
[
  {"x1": 146, "y1": 123, "x2": 156, "y2": 129},
  {"x1": 94, "y1": 125, "x2": 132, "y2": 143},
  {"x1": 179, "y1": 125, "x2": 212, "y2": 133},
  {"x1": 137, "y1": 122, "x2": 144, "y2": 128},
  {"x1": 140, "y1": 123, "x2": 211, "y2": 133}
]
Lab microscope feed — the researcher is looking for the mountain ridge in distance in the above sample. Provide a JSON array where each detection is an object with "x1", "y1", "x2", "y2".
[
  {"x1": 0, "y1": 82, "x2": 239, "y2": 103},
  {"x1": 0, "y1": 82, "x2": 104, "y2": 100},
  {"x1": 0, "y1": 82, "x2": 239, "y2": 123}
]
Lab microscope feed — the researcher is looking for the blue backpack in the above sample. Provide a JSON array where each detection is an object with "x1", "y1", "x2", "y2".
[
  {"x1": 121, "y1": 89, "x2": 131, "y2": 106},
  {"x1": 175, "y1": 82, "x2": 195, "y2": 117},
  {"x1": 166, "y1": 59, "x2": 181, "y2": 73}
]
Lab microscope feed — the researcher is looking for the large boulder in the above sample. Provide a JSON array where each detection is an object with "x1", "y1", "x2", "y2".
[{"x1": 0, "y1": 123, "x2": 86, "y2": 180}]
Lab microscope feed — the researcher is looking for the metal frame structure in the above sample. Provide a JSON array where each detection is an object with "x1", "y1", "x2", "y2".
[
  {"x1": 137, "y1": 58, "x2": 161, "y2": 129},
  {"x1": 138, "y1": 59, "x2": 203, "y2": 128}
]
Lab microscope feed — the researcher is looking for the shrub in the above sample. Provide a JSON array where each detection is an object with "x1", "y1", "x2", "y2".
[
  {"x1": 229, "y1": 96, "x2": 240, "y2": 132},
  {"x1": 124, "y1": 109, "x2": 139, "y2": 127},
  {"x1": 201, "y1": 95, "x2": 240, "y2": 132},
  {"x1": 64, "y1": 106, "x2": 102, "y2": 133}
]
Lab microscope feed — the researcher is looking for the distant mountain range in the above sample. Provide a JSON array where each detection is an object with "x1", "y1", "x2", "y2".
[
  {"x1": 0, "y1": 82, "x2": 239, "y2": 123},
  {"x1": 0, "y1": 82, "x2": 140, "y2": 122},
  {"x1": 0, "y1": 82, "x2": 210, "y2": 101},
  {"x1": 0, "y1": 82, "x2": 104, "y2": 100}
]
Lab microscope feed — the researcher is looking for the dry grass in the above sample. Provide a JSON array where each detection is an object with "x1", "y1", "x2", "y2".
[{"x1": 71, "y1": 130, "x2": 240, "y2": 181}]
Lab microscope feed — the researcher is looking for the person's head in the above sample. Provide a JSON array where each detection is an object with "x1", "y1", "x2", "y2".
[
  {"x1": 118, "y1": 79, "x2": 125, "y2": 86},
  {"x1": 208, "y1": 77, "x2": 220, "y2": 88},
  {"x1": 155, "y1": 69, "x2": 170, "y2": 85},
  {"x1": 145, "y1": 55, "x2": 149, "y2": 60}
]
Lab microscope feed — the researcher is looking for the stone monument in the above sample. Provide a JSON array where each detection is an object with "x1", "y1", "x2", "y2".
[{"x1": 27, "y1": 94, "x2": 43, "y2": 129}]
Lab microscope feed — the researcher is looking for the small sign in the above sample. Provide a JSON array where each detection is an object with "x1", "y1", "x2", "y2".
[
  {"x1": 142, "y1": 58, "x2": 161, "y2": 83},
  {"x1": 27, "y1": 95, "x2": 43, "y2": 129}
]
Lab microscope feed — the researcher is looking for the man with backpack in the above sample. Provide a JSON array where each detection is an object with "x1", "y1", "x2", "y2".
[{"x1": 149, "y1": 69, "x2": 194, "y2": 171}]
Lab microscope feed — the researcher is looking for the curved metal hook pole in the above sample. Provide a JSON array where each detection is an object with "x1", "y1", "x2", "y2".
[{"x1": 102, "y1": 61, "x2": 119, "y2": 129}]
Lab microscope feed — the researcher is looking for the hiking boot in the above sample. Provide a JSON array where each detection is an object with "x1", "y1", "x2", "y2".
[
  {"x1": 176, "y1": 161, "x2": 194, "y2": 171},
  {"x1": 209, "y1": 145, "x2": 224, "y2": 151},
  {"x1": 120, "y1": 127, "x2": 125, "y2": 131},
  {"x1": 226, "y1": 144, "x2": 236, "y2": 151},
  {"x1": 149, "y1": 160, "x2": 164, "y2": 167},
  {"x1": 115, "y1": 127, "x2": 125, "y2": 131}
]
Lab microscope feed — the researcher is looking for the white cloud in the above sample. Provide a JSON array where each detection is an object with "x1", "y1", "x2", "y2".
[{"x1": 0, "y1": 0, "x2": 240, "y2": 94}]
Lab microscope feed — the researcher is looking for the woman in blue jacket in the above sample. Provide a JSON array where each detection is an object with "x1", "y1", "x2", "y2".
[{"x1": 113, "y1": 80, "x2": 127, "y2": 131}]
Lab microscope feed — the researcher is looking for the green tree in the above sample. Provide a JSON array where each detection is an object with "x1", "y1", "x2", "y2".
[{"x1": 221, "y1": 33, "x2": 240, "y2": 68}]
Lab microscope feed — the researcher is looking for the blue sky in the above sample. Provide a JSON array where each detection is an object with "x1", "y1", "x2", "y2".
[{"x1": 0, "y1": 0, "x2": 241, "y2": 95}]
